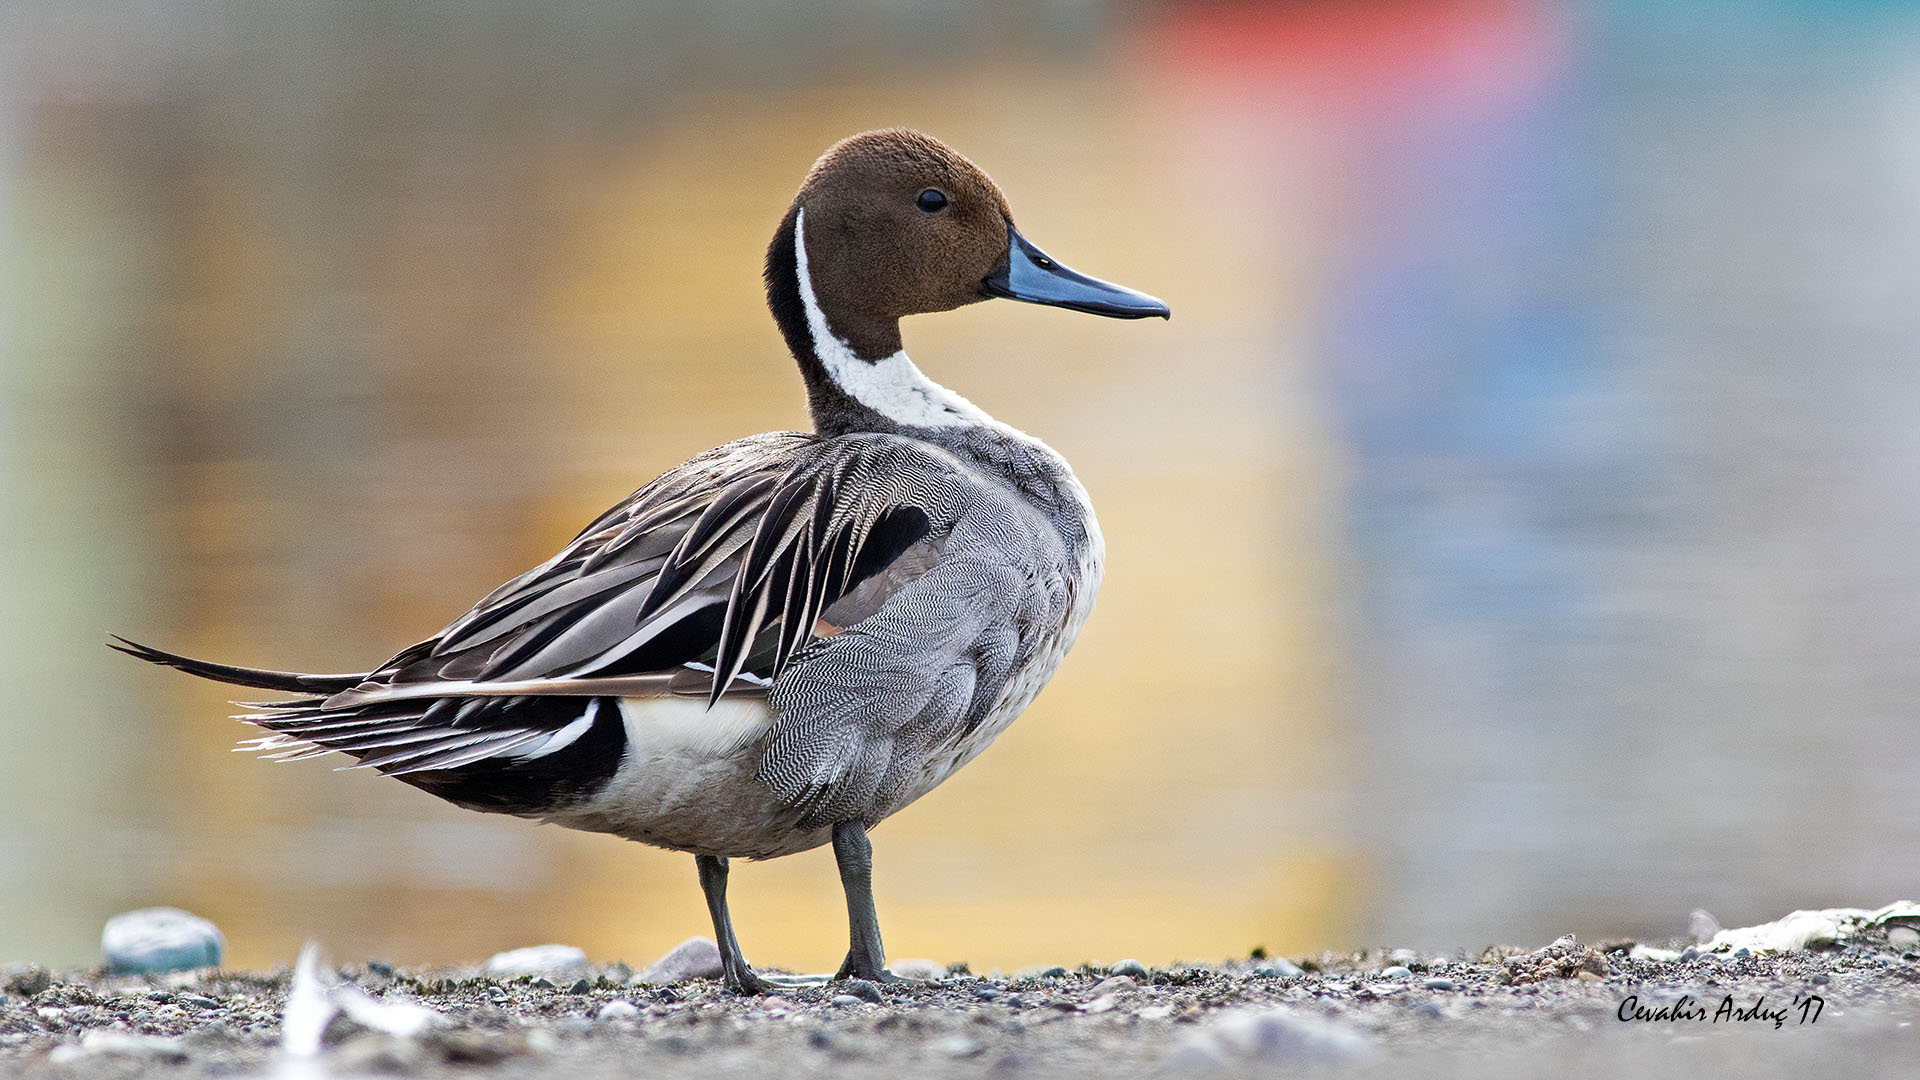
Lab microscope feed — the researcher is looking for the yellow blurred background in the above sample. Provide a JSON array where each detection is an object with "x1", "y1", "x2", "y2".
[{"x1": 6, "y1": 0, "x2": 1920, "y2": 972}]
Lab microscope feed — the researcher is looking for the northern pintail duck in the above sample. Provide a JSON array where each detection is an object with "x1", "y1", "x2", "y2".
[{"x1": 116, "y1": 128, "x2": 1168, "y2": 993}]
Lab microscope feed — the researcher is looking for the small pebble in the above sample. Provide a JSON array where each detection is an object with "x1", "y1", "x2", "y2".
[
  {"x1": 178, "y1": 993, "x2": 220, "y2": 1009},
  {"x1": 48, "y1": 1031, "x2": 188, "y2": 1064},
  {"x1": 841, "y1": 979, "x2": 885, "y2": 1004},
  {"x1": 1422, "y1": 977, "x2": 1456, "y2": 991},
  {"x1": 1732, "y1": 948, "x2": 1751, "y2": 959},
  {"x1": 484, "y1": 945, "x2": 588, "y2": 978},
  {"x1": 1381, "y1": 966, "x2": 1413, "y2": 980},
  {"x1": 101, "y1": 908, "x2": 224, "y2": 975},
  {"x1": 567, "y1": 979, "x2": 591, "y2": 995},
  {"x1": 1110, "y1": 958, "x2": 1149, "y2": 979},
  {"x1": 1412, "y1": 1001, "x2": 1444, "y2": 1019},
  {"x1": 1890, "y1": 927, "x2": 1920, "y2": 950},
  {"x1": 5, "y1": 970, "x2": 53, "y2": 998},
  {"x1": 889, "y1": 957, "x2": 947, "y2": 981},
  {"x1": 1041, "y1": 966, "x2": 1067, "y2": 978},
  {"x1": 936, "y1": 1035, "x2": 985, "y2": 1058},
  {"x1": 1090, "y1": 975, "x2": 1137, "y2": 995},
  {"x1": 972, "y1": 986, "x2": 1002, "y2": 1000},
  {"x1": 830, "y1": 994, "x2": 865, "y2": 1008},
  {"x1": 1811, "y1": 973, "x2": 1830, "y2": 985},
  {"x1": 531, "y1": 977, "x2": 557, "y2": 990},
  {"x1": 1689, "y1": 908, "x2": 1722, "y2": 945},
  {"x1": 808, "y1": 1029, "x2": 836, "y2": 1049},
  {"x1": 1677, "y1": 946, "x2": 1701, "y2": 962},
  {"x1": 634, "y1": 937, "x2": 723, "y2": 985},
  {"x1": 595, "y1": 1000, "x2": 640, "y2": 1022},
  {"x1": 1186, "y1": 1007, "x2": 1374, "y2": 1064},
  {"x1": 1252, "y1": 958, "x2": 1304, "y2": 979}
]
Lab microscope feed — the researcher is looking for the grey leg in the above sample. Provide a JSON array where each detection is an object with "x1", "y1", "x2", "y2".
[
  {"x1": 832, "y1": 820, "x2": 897, "y2": 982},
  {"x1": 695, "y1": 854, "x2": 770, "y2": 994}
]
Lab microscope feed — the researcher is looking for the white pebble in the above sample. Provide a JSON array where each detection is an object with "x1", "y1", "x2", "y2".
[
  {"x1": 1187, "y1": 1007, "x2": 1374, "y2": 1064},
  {"x1": 49, "y1": 1031, "x2": 187, "y2": 1064},
  {"x1": 888, "y1": 957, "x2": 947, "y2": 981},
  {"x1": 634, "y1": 937, "x2": 722, "y2": 984},
  {"x1": 595, "y1": 1000, "x2": 640, "y2": 1022},
  {"x1": 935, "y1": 1035, "x2": 984, "y2": 1057},
  {"x1": 485, "y1": 945, "x2": 588, "y2": 978},
  {"x1": 101, "y1": 909, "x2": 224, "y2": 974}
]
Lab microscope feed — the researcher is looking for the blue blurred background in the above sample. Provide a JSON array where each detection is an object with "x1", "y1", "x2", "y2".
[{"x1": 4, "y1": 0, "x2": 1919, "y2": 972}]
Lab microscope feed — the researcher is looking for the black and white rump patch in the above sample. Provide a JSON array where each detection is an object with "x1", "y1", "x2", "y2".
[{"x1": 239, "y1": 693, "x2": 628, "y2": 815}]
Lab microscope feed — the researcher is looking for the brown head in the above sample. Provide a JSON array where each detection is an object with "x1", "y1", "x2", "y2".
[
  {"x1": 764, "y1": 129, "x2": 1168, "y2": 433},
  {"x1": 792, "y1": 130, "x2": 1013, "y2": 357}
]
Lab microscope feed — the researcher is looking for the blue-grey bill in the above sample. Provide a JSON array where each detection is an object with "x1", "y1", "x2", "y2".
[{"x1": 981, "y1": 225, "x2": 1171, "y2": 319}]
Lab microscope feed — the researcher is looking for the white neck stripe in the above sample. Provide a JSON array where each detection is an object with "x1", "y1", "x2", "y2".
[{"x1": 793, "y1": 208, "x2": 989, "y2": 430}]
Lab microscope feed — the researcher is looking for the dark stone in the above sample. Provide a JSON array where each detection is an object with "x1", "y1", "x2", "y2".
[
  {"x1": 841, "y1": 979, "x2": 885, "y2": 1004},
  {"x1": 4, "y1": 970, "x2": 51, "y2": 998}
]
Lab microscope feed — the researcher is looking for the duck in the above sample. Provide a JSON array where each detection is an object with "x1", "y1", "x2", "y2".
[{"x1": 114, "y1": 128, "x2": 1169, "y2": 994}]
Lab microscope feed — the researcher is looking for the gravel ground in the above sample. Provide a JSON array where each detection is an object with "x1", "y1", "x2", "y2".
[{"x1": 5, "y1": 928, "x2": 1919, "y2": 1079}]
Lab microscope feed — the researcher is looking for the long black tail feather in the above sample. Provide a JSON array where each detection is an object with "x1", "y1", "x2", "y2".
[{"x1": 108, "y1": 635, "x2": 368, "y2": 694}]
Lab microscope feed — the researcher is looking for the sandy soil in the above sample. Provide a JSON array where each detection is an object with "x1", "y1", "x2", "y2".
[{"x1": 5, "y1": 927, "x2": 1918, "y2": 1079}]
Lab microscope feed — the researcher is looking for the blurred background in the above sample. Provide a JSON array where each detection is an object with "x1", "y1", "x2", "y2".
[{"x1": 5, "y1": 0, "x2": 1920, "y2": 974}]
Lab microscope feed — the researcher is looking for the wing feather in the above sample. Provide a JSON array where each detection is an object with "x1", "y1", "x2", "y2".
[{"x1": 209, "y1": 431, "x2": 962, "y2": 791}]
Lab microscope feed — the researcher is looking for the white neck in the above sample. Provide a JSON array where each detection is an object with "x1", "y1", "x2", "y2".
[{"x1": 793, "y1": 208, "x2": 990, "y2": 430}]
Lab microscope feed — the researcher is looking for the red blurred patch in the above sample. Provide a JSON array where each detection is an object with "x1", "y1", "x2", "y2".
[{"x1": 1138, "y1": 0, "x2": 1569, "y2": 117}]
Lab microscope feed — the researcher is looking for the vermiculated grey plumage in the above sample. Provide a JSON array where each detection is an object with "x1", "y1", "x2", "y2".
[{"x1": 122, "y1": 423, "x2": 1092, "y2": 839}]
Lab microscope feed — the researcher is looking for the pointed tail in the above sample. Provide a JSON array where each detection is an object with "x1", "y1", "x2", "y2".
[{"x1": 109, "y1": 635, "x2": 368, "y2": 695}]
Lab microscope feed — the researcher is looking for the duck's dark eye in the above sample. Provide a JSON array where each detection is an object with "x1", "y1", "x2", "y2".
[{"x1": 916, "y1": 188, "x2": 948, "y2": 213}]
